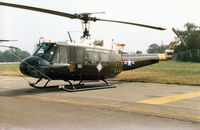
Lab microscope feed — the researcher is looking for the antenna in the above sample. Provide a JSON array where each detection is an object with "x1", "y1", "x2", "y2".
[{"x1": 67, "y1": 31, "x2": 73, "y2": 42}]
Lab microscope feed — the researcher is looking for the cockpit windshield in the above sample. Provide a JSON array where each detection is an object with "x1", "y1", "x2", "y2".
[{"x1": 33, "y1": 43, "x2": 57, "y2": 61}]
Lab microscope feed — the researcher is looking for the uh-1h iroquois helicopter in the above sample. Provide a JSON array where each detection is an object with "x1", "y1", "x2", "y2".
[{"x1": 0, "y1": 2, "x2": 182, "y2": 92}]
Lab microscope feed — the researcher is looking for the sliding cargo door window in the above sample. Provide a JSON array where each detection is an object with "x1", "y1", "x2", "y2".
[
  {"x1": 88, "y1": 51, "x2": 99, "y2": 64},
  {"x1": 76, "y1": 47, "x2": 84, "y2": 64}
]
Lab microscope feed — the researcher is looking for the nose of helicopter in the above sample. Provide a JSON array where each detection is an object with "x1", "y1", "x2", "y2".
[
  {"x1": 19, "y1": 61, "x2": 28, "y2": 76},
  {"x1": 20, "y1": 56, "x2": 49, "y2": 78}
]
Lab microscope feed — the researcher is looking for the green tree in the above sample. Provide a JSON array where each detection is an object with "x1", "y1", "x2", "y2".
[
  {"x1": 147, "y1": 43, "x2": 162, "y2": 53},
  {"x1": 136, "y1": 50, "x2": 142, "y2": 54},
  {"x1": 174, "y1": 22, "x2": 200, "y2": 62},
  {"x1": 0, "y1": 48, "x2": 30, "y2": 62}
]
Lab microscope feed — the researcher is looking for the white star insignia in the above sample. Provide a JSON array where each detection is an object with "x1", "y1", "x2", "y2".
[{"x1": 127, "y1": 59, "x2": 132, "y2": 66}]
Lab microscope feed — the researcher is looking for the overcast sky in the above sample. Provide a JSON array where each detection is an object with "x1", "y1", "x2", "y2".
[{"x1": 0, "y1": 0, "x2": 200, "y2": 53}]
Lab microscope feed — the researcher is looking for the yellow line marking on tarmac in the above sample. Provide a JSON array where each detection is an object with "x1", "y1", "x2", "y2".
[
  {"x1": 137, "y1": 91, "x2": 200, "y2": 105},
  {"x1": 0, "y1": 78, "x2": 21, "y2": 81},
  {"x1": 19, "y1": 95, "x2": 200, "y2": 121}
]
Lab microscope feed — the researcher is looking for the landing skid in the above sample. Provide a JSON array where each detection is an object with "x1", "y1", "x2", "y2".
[
  {"x1": 60, "y1": 85, "x2": 116, "y2": 92},
  {"x1": 60, "y1": 80, "x2": 117, "y2": 92},
  {"x1": 29, "y1": 78, "x2": 117, "y2": 92}
]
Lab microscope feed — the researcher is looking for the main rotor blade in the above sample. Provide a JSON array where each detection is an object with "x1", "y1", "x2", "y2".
[
  {"x1": 0, "y1": 2, "x2": 75, "y2": 19},
  {"x1": 0, "y1": 40, "x2": 17, "y2": 42},
  {"x1": 0, "y1": 45, "x2": 18, "y2": 49},
  {"x1": 98, "y1": 19, "x2": 166, "y2": 30},
  {"x1": 0, "y1": 2, "x2": 166, "y2": 31}
]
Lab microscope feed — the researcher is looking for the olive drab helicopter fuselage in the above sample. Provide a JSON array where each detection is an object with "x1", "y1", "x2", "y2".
[
  {"x1": 20, "y1": 40, "x2": 123, "y2": 81},
  {"x1": 0, "y1": 1, "x2": 179, "y2": 91}
]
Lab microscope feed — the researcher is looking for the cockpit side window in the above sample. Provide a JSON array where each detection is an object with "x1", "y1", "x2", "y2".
[
  {"x1": 34, "y1": 43, "x2": 57, "y2": 62},
  {"x1": 43, "y1": 44, "x2": 57, "y2": 62}
]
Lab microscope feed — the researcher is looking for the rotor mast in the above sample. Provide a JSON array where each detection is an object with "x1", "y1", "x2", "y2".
[
  {"x1": 81, "y1": 21, "x2": 90, "y2": 39},
  {"x1": 79, "y1": 13, "x2": 91, "y2": 39},
  {"x1": 76, "y1": 12, "x2": 104, "y2": 39}
]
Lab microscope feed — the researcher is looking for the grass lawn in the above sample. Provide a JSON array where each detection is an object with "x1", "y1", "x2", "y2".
[
  {"x1": 0, "y1": 61, "x2": 200, "y2": 86},
  {"x1": 110, "y1": 61, "x2": 200, "y2": 86},
  {"x1": 0, "y1": 62, "x2": 21, "y2": 76}
]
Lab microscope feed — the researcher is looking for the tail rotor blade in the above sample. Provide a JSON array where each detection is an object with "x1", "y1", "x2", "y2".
[{"x1": 172, "y1": 28, "x2": 187, "y2": 46}]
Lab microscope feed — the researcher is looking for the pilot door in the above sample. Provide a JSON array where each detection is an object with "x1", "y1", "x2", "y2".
[{"x1": 50, "y1": 46, "x2": 69, "y2": 79}]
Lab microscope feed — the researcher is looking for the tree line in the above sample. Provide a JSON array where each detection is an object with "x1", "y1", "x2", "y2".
[
  {"x1": 147, "y1": 23, "x2": 200, "y2": 62},
  {"x1": 0, "y1": 48, "x2": 30, "y2": 62}
]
